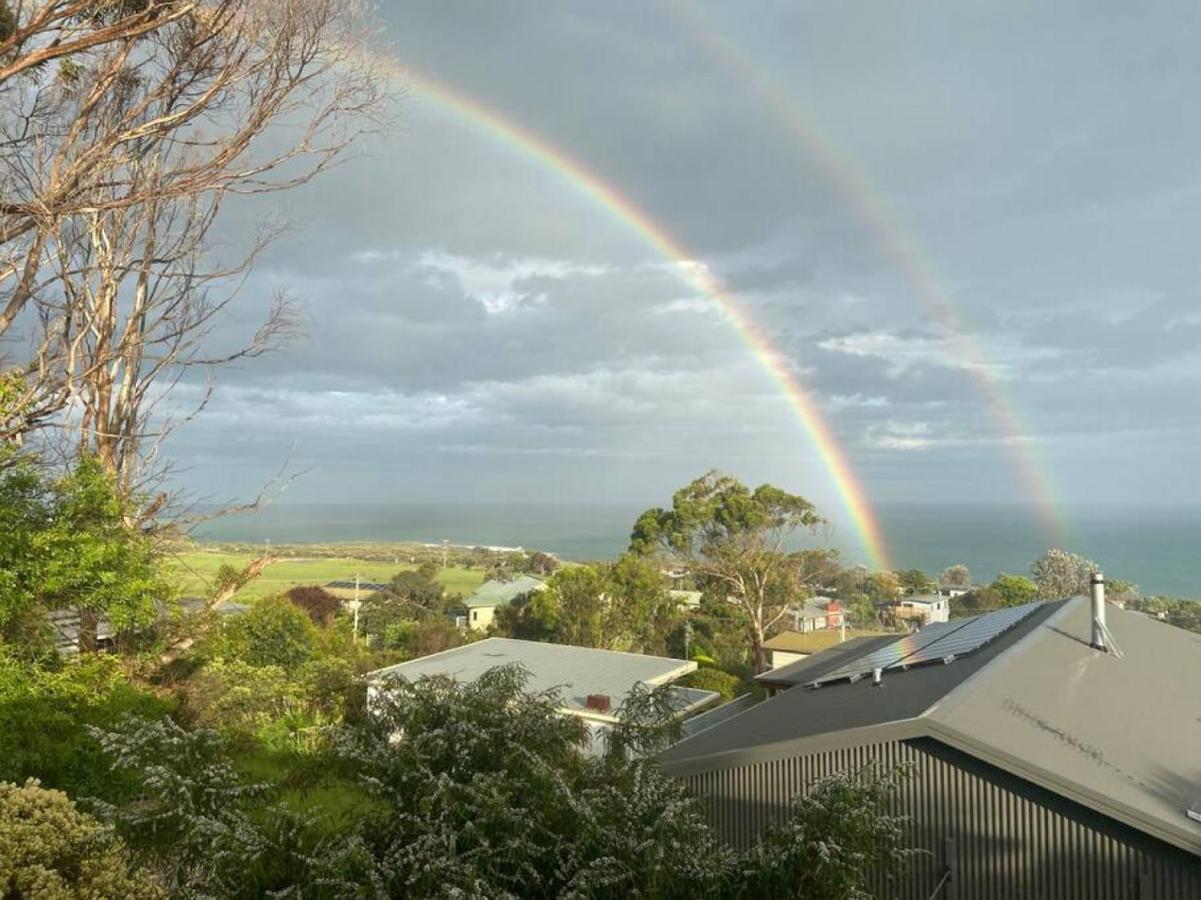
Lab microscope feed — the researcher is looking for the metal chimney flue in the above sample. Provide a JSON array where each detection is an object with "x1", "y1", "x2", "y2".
[{"x1": 1090, "y1": 571, "x2": 1107, "y2": 652}]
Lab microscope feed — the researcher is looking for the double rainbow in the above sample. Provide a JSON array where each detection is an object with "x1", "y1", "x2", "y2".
[
  {"x1": 661, "y1": 0, "x2": 1068, "y2": 548},
  {"x1": 388, "y1": 66, "x2": 892, "y2": 571}
]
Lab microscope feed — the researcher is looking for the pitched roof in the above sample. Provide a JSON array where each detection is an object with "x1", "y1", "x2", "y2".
[
  {"x1": 369, "y1": 637, "x2": 705, "y2": 719},
  {"x1": 762, "y1": 629, "x2": 889, "y2": 656},
  {"x1": 462, "y1": 575, "x2": 545, "y2": 609},
  {"x1": 661, "y1": 598, "x2": 1201, "y2": 856}
]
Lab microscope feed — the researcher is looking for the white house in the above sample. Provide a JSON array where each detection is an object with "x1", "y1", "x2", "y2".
[{"x1": 893, "y1": 594, "x2": 950, "y2": 625}]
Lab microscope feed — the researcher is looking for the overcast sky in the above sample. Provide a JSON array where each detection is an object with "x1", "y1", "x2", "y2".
[{"x1": 168, "y1": 1, "x2": 1201, "y2": 530}]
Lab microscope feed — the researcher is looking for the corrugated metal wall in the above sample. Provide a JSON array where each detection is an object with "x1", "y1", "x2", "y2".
[{"x1": 681, "y1": 738, "x2": 1201, "y2": 899}]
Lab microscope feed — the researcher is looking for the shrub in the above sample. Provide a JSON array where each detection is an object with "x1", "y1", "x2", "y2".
[
  {"x1": 286, "y1": 585, "x2": 342, "y2": 626},
  {"x1": 0, "y1": 779, "x2": 161, "y2": 898},
  {"x1": 681, "y1": 665, "x2": 743, "y2": 699},
  {"x1": 0, "y1": 651, "x2": 173, "y2": 798},
  {"x1": 88, "y1": 717, "x2": 323, "y2": 898},
  {"x1": 215, "y1": 596, "x2": 317, "y2": 670}
]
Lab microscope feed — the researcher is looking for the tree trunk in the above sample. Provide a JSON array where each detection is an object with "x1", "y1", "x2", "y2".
[
  {"x1": 750, "y1": 624, "x2": 767, "y2": 674},
  {"x1": 78, "y1": 607, "x2": 98, "y2": 653}
]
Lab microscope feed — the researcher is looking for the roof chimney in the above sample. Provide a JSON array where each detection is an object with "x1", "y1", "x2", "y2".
[
  {"x1": 1090, "y1": 571, "x2": 1107, "y2": 652},
  {"x1": 585, "y1": 693, "x2": 611, "y2": 713}
]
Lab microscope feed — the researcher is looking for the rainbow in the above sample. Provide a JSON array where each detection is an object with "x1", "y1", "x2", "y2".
[
  {"x1": 387, "y1": 66, "x2": 891, "y2": 570},
  {"x1": 660, "y1": 0, "x2": 1068, "y2": 548}
]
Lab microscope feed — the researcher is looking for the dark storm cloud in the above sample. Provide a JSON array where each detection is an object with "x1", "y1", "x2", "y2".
[{"x1": 167, "y1": 1, "x2": 1201, "y2": 512}]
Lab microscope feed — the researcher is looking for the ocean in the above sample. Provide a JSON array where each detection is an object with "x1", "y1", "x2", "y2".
[{"x1": 191, "y1": 501, "x2": 1201, "y2": 599}]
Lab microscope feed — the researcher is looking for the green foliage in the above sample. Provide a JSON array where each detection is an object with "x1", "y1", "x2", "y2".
[
  {"x1": 87, "y1": 716, "x2": 330, "y2": 899},
  {"x1": 1128, "y1": 595, "x2": 1201, "y2": 633},
  {"x1": 184, "y1": 656, "x2": 354, "y2": 750},
  {"x1": 336, "y1": 664, "x2": 911, "y2": 898},
  {"x1": 0, "y1": 3, "x2": 15, "y2": 43},
  {"x1": 379, "y1": 617, "x2": 465, "y2": 657},
  {"x1": 629, "y1": 471, "x2": 825, "y2": 672},
  {"x1": 863, "y1": 570, "x2": 901, "y2": 603},
  {"x1": 0, "y1": 779, "x2": 162, "y2": 899},
  {"x1": 737, "y1": 764, "x2": 918, "y2": 898},
  {"x1": 518, "y1": 555, "x2": 676, "y2": 653},
  {"x1": 0, "y1": 454, "x2": 169, "y2": 644},
  {"x1": 212, "y1": 596, "x2": 317, "y2": 670},
  {"x1": 211, "y1": 562, "x2": 248, "y2": 598},
  {"x1": 897, "y1": 568, "x2": 932, "y2": 594},
  {"x1": 630, "y1": 469, "x2": 823, "y2": 559},
  {"x1": 389, "y1": 568, "x2": 444, "y2": 609},
  {"x1": 681, "y1": 665, "x2": 743, "y2": 700},
  {"x1": 991, "y1": 573, "x2": 1039, "y2": 606},
  {"x1": 0, "y1": 652, "x2": 172, "y2": 798},
  {"x1": 493, "y1": 588, "x2": 559, "y2": 641}
]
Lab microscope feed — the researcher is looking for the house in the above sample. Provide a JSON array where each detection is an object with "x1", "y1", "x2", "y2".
[
  {"x1": 668, "y1": 589, "x2": 703, "y2": 609},
  {"x1": 367, "y1": 637, "x2": 720, "y2": 752},
  {"x1": 759, "y1": 629, "x2": 890, "y2": 677},
  {"x1": 660, "y1": 585, "x2": 1201, "y2": 897},
  {"x1": 459, "y1": 575, "x2": 546, "y2": 631},
  {"x1": 890, "y1": 593, "x2": 950, "y2": 626},
  {"x1": 785, "y1": 597, "x2": 844, "y2": 633}
]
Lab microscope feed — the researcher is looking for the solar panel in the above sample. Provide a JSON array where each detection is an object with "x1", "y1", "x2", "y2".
[
  {"x1": 807, "y1": 601, "x2": 1045, "y2": 687},
  {"x1": 808, "y1": 618, "x2": 973, "y2": 687},
  {"x1": 893, "y1": 601, "x2": 1042, "y2": 668},
  {"x1": 326, "y1": 580, "x2": 390, "y2": 591}
]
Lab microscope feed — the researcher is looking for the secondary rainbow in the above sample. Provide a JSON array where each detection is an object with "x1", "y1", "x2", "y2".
[
  {"x1": 660, "y1": 0, "x2": 1068, "y2": 548},
  {"x1": 386, "y1": 65, "x2": 890, "y2": 570}
]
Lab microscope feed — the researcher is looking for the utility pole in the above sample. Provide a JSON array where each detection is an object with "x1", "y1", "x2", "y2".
[
  {"x1": 350, "y1": 573, "x2": 362, "y2": 641},
  {"x1": 442, "y1": 538, "x2": 449, "y2": 569}
]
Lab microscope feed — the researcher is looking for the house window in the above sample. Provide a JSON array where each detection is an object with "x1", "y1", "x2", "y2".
[{"x1": 472, "y1": 611, "x2": 478, "y2": 621}]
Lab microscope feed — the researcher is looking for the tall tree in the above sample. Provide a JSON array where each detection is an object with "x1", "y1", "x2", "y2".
[
  {"x1": 0, "y1": 0, "x2": 385, "y2": 506},
  {"x1": 629, "y1": 471, "x2": 824, "y2": 672},
  {"x1": 938, "y1": 564, "x2": 972, "y2": 591},
  {"x1": 1030, "y1": 548, "x2": 1099, "y2": 599},
  {"x1": 990, "y1": 572, "x2": 1039, "y2": 606}
]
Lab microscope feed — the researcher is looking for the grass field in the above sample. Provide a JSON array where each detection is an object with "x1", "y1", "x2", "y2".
[{"x1": 168, "y1": 549, "x2": 486, "y2": 602}]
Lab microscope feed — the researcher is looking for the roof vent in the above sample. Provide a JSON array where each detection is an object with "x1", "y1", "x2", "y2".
[
  {"x1": 871, "y1": 667, "x2": 883, "y2": 687},
  {"x1": 1090, "y1": 572, "x2": 1107, "y2": 652},
  {"x1": 585, "y1": 693, "x2": 612, "y2": 713}
]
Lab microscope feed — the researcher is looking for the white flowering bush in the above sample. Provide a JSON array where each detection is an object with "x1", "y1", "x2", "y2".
[{"x1": 332, "y1": 664, "x2": 912, "y2": 899}]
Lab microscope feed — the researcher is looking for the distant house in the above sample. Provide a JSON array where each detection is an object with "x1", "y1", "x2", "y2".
[
  {"x1": 660, "y1": 595, "x2": 1201, "y2": 896},
  {"x1": 367, "y1": 637, "x2": 719, "y2": 752},
  {"x1": 760, "y1": 628, "x2": 888, "y2": 673},
  {"x1": 459, "y1": 575, "x2": 546, "y2": 631},
  {"x1": 891, "y1": 594, "x2": 950, "y2": 626},
  {"x1": 667, "y1": 589, "x2": 703, "y2": 609},
  {"x1": 785, "y1": 597, "x2": 844, "y2": 633}
]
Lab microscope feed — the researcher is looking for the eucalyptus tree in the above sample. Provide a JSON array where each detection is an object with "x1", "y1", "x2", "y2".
[{"x1": 630, "y1": 470, "x2": 825, "y2": 672}]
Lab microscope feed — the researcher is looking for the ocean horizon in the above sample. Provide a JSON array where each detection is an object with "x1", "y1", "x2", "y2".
[{"x1": 191, "y1": 500, "x2": 1201, "y2": 599}]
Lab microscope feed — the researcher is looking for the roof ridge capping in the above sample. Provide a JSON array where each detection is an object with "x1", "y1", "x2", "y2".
[{"x1": 923, "y1": 596, "x2": 1079, "y2": 720}]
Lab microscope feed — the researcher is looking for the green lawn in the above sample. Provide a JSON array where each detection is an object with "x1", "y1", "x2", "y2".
[{"x1": 168, "y1": 549, "x2": 485, "y2": 602}]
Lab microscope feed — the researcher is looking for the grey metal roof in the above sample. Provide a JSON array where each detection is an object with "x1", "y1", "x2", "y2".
[
  {"x1": 661, "y1": 597, "x2": 1201, "y2": 856},
  {"x1": 369, "y1": 637, "x2": 699, "y2": 716}
]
